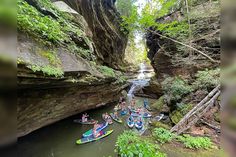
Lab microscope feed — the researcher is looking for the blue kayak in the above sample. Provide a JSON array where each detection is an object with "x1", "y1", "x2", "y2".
[
  {"x1": 135, "y1": 121, "x2": 143, "y2": 130},
  {"x1": 120, "y1": 110, "x2": 127, "y2": 116},
  {"x1": 127, "y1": 117, "x2": 134, "y2": 128},
  {"x1": 143, "y1": 112, "x2": 152, "y2": 118},
  {"x1": 131, "y1": 112, "x2": 152, "y2": 118},
  {"x1": 82, "y1": 122, "x2": 108, "y2": 138}
]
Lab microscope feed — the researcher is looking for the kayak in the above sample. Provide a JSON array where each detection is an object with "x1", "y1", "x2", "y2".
[
  {"x1": 110, "y1": 113, "x2": 122, "y2": 123},
  {"x1": 102, "y1": 114, "x2": 113, "y2": 125},
  {"x1": 143, "y1": 112, "x2": 152, "y2": 118},
  {"x1": 82, "y1": 122, "x2": 108, "y2": 138},
  {"x1": 144, "y1": 105, "x2": 152, "y2": 111},
  {"x1": 131, "y1": 112, "x2": 152, "y2": 118},
  {"x1": 114, "y1": 105, "x2": 121, "y2": 111},
  {"x1": 76, "y1": 130, "x2": 113, "y2": 145},
  {"x1": 73, "y1": 119, "x2": 96, "y2": 125},
  {"x1": 131, "y1": 112, "x2": 140, "y2": 117},
  {"x1": 127, "y1": 117, "x2": 134, "y2": 128},
  {"x1": 120, "y1": 110, "x2": 127, "y2": 116},
  {"x1": 135, "y1": 121, "x2": 143, "y2": 130}
]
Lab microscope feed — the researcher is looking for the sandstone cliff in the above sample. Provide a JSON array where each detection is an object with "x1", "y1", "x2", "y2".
[
  {"x1": 17, "y1": 0, "x2": 127, "y2": 137},
  {"x1": 146, "y1": 1, "x2": 220, "y2": 81}
]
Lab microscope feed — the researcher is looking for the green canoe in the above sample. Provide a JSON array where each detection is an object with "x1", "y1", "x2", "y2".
[
  {"x1": 110, "y1": 113, "x2": 122, "y2": 123},
  {"x1": 76, "y1": 130, "x2": 113, "y2": 145}
]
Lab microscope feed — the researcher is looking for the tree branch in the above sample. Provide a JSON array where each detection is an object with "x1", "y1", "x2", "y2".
[{"x1": 147, "y1": 29, "x2": 220, "y2": 64}]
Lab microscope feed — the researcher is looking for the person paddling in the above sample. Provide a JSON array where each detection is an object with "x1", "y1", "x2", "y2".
[
  {"x1": 93, "y1": 121, "x2": 101, "y2": 138},
  {"x1": 114, "y1": 111, "x2": 118, "y2": 119},
  {"x1": 82, "y1": 113, "x2": 89, "y2": 122}
]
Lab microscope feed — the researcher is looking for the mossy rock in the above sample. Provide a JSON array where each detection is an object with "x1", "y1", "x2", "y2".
[
  {"x1": 170, "y1": 104, "x2": 194, "y2": 124},
  {"x1": 214, "y1": 112, "x2": 220, "y2": 123},
  {"x1": 151, "y1": 96, "x2": 164, "y2": 111},
  {"x1": 170, "y1": 110, "x2": 183, "y2": 124},
  {"x1": 150, "y1": 121, "x2": 170, "y2": 130}
]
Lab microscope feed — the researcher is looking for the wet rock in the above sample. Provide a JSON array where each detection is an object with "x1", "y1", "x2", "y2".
[{"x1": 142, "y1": 77, "x2": 162, "y2": 98}]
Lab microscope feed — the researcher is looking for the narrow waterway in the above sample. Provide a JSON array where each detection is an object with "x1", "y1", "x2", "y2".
[
  {"x1": 18, "y1": 63, "x2": 155, "y2": 157},
  {"x1": 18, "y1": 97, "x2": 157, "y2": 157}
]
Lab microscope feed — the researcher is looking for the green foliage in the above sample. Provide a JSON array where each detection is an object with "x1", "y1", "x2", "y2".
[
  {"x1": 17, "y1": 0, "x2": 95, "y2": 61},
  {"x1": 0, "y1": 0, "x2": 16, "y2": 27},
  {"x1": 116, "y1": 131, "x2": 166, "y2": 157},
  {"x1": 28, "y1": 64, "x2": 63, "y2": 77},
  {"x1": 99, "y1": 66, "x2": 116, "y2": 78},
  {"x1": 161, "y1": 77, "x2": 193, "y2": 103},
  {"x1": 193, "y1": 68, "x2": 220, "y2": 90},
  {"x1": 120, "y1": 4, "x2": 139, "y2": 34},
  {"x1": 177, "y1": 135, "x2": 213, "y2": 149},
  {"x1": 17, "y1": 0, "x2": 67, "y2": 43},
  {"x1": 116, "y1": 0, "x2": 137, "y2": 17},
  {"x1": 153, "y1": 128, "x2": 174, "y2": 144},
  {"x1": 156, "y1": 21, "x2": 189, "y2": 40}
]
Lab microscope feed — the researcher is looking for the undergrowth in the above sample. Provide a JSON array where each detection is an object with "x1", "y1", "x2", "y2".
[{"x1": 116, "y1": 131, "x2": 166, "y2": 157}]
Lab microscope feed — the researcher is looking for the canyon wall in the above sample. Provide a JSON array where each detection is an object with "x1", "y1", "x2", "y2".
[
  {"x1": 146, "y1": 1, "x2": 220, "y2": 81},
  {"x1": 17, "y1": 0, "x2": 128, "y2": 137}
]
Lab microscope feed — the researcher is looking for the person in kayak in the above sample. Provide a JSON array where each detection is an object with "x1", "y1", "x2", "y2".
[
  {"x1": 131, "y1": 98, "x2": 136, "y2": 109},
  {"x1": 137, "y1": 117, "x2": 143, "y2": 126},
  {"x1": 114, "y1": 111, "x2": 119, "y2": 119},
  {"x1": 93, "y1": 121, "x2": 102, "y2": 138},
  {"x1": 82, "y1": 113, "x2": 89, "y2": 122},
  {"x1": 128, "y1": 115, "x2": 134, "y2": 122}
]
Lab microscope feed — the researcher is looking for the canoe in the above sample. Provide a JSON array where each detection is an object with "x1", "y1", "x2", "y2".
[
  {"x1": 127, "y1": 117, "x2": 134, "y2": 128},
  {"x1": 76, "y1": 130, "x2": 113, "y2": 145},
  {"x1": 135, "y1": 121, "x2": 143, "y2": 130},
  {"x1": 110, "y1": 113, "x2": 122, "y2": 123},
  {"x1": 120, "y1": 110, "x2": 127, "y2": 116},
  {"x1": 73, "y1": 119, "x2": 96, "y2": 125},
  {"x1": 102, "y1": 115, "x2": 113, "y2": 125},
  {"x1": 82, "y1": 122, "x2": 108, "y2": 138}
]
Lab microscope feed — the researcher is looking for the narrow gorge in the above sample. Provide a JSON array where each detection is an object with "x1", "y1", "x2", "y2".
[{"x1": 15, "y1": 0, "x2": 222, "y2": 157}]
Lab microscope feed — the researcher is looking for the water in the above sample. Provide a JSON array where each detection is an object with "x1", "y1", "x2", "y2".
[
  {"x1": 18, "y1": 97, "x2": 156, "y2": 157},
  {"x1": 127, "y1": 63, "x2": 151, "y2": 101},
  {"x1": 18, "y1": 63, "x2": 158, "y2": 157}
]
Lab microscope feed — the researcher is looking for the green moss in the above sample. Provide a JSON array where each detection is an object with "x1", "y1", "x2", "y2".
[
  {"x1": 151, "y1": 121, "x2": 170, "y2": 130},
  {"x1": 28, "y1": 64, "x2": 63, "y2": 77},
  {"x1": 170, "y1": 103, "x2": 193, "y2": 124},
  {"x1": 152, "y1": 96, "x2": 165, "y2": 111},
  {"x1": 99, "y1": 66, "x2": 116, "y2": 78},
  {"x1": 40, "y1": 50, "x2": 61, "y2": 65}
]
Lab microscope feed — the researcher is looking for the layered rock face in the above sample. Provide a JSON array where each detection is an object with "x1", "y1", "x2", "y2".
[
  {"x1": 64, "y1": 0, "x2": 128, "y2": 69},
  {"x1": 17, "y1": 0, "x2": 127, "y2": 137},
  {"x1": 146, "y1": 1, "x2": 220, "y2": 80}
]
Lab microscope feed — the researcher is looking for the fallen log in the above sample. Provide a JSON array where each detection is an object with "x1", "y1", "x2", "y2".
[
  {"x1": 171, "y1": 85, "x2": 220, "y2": 132},
  {"x1": 200, "y1": 119, "x2": 221, "y2": 132}
]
